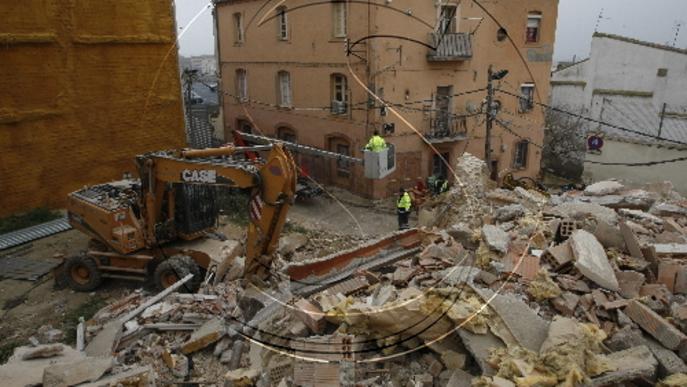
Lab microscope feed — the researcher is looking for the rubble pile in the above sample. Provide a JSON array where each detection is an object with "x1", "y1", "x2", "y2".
[{"x1": 4, "y1": 155, "x2": 687, "y2": 386}]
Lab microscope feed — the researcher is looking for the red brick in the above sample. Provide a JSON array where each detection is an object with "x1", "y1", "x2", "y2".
[
  {"x1": 676, "y1": 268, "x2": 687, "y2": 294},
  {"x1": 294, "y1": 298, "x2": 326, "y2": 334},
  {"x1": 658, "y1": 261, "x2": 681, "y2": 292},
  {"x1": 624, "y1": 300, "x2": 687, "y2": 350}
]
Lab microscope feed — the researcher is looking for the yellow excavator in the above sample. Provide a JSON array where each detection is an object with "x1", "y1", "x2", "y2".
[
  {"x1": 63, "y1": 133, "x2": 396, "y2": 292},
  {"x1": 64, "y1": 143, "x2": 297, "y2": 292}
]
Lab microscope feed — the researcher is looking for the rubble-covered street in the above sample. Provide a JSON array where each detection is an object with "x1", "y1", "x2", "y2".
[{"x1": 3, "y1": 154, "x2": 687, "y2": 386}]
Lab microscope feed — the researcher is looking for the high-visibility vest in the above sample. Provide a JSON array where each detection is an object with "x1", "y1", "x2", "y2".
[
  {"x1": 365, "y1": 135, "x2": 387, "y2": 152},
  {"x1": 397, "y1": 192, "x2": 411, "y2": 211}
]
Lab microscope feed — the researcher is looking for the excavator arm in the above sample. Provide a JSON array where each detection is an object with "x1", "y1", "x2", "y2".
[{"x1": 136, "y1": 144, "x2": 297, "y2": 278}]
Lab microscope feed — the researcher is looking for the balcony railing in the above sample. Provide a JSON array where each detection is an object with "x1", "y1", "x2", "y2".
[
  {"x1": 427, "y1": 32, "x2": 473, "y2": 61},
  {"x1": 427, "y1": 116, "x2": 468, "y2": 143}
]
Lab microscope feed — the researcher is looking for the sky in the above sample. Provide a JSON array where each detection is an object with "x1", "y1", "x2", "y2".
[{"x1": 174, "y1": 0, "x2": 687, "y2": 61}]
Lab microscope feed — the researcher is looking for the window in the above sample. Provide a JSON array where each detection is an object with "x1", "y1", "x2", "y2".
[
  {"x1": 336, "y1": 143, "x2": 351, "y2": 175},
  {"x1": 432, "y1": 153, "x2": 450, "y2": 179},
  {"x1": 497, "y1": 27, "x2": 508, "y2": 42},
  {"x1": 526, "y1": 12, "x2": 541, "y2": 43},
  {"x1": 277, "y1": 71, "x2": 292, "y2": 107},
  {"x1": 439, "y1": 5, "x2": 457, "y2": 33},
  {"x1": 277, "y1": 6, "x2": 288, "y2": 40},
  {"x1": 332, "y1": 1, "x2": 347, "y2": 38},
  {"x1": 277, "y1": 127, "x2": 296, "y2": 143},
  {"x1": 657, "y1": 68, "x2": 668, "y2": 77},
  {"x1": 236, "y1": 69, "x2": 248, "y2": 102},
  {"x1": 519, "y1": 83, "x2": 534, "y2": 112},
  {"x1": 331, "y1": 74, "x2": 348, "y2": 114},
  {"x1": 234, "y1": 12, "x2": 244, "y2": 43},
  {"x1": 237, "y1": 119, "x2": 252, "y2": 134},
  {"x1": 513, "y1": 140, "x2": 529, "y2": 169}
]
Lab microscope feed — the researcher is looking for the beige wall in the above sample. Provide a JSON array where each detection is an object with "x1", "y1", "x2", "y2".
[
  {"x1": 216, "y1": 0, "x2": 558, "y2": 198},
  {"x1": 584, "y1": 139, "x2": 687, "y2": 194}
]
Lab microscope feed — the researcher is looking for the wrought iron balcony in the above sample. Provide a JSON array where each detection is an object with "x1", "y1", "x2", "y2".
[
  {"x1": 427, "y1": 116, "x2": 468, "y2": 143},
  {"x1": 427, "y1": 32, "x2": 473, "y2": 62}
]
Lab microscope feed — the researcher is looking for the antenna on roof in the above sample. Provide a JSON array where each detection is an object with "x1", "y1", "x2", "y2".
[
  {"x1": 594, "y1": 8, "x2": 610, "y2": 33},
  {"x1": 672, "y1": 21, "x2": 683, "y2": 47}
]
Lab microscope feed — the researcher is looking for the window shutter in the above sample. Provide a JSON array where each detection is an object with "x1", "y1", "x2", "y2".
[
  {"x1": 279, "y1": 72, "x2": 291, "y2": 106},
  {"x1": 334, "y1": 3, "x2": 346, "y2": 37}
]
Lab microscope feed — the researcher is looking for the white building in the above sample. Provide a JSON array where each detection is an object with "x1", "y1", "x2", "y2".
[
  {"x1": 547, "y1": 33, "x2": 687, "y2": 192},
  {"x1": 190, "y1": 55, "x2": 218, "y2": 75}
]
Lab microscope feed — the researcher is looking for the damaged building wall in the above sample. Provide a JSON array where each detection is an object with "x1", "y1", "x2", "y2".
[
  {"x1": 0, "y1": 0, "x2": 185, "y2": 217},
  {"x1": 585, "y1": 138, "x2": 687, "y2": 194}
]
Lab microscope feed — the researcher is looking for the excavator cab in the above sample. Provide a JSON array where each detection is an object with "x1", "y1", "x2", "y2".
[{"x1": 363, "y1": 143, "x2": 396, "y2": 179}]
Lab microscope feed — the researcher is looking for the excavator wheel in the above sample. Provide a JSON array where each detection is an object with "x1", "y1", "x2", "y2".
[
  {"x1": 153, "y1": 255, "x2": 202, "y2": 293},
  {"x1": 64, "y1": 255, "x2": 103, "y2": 292}
]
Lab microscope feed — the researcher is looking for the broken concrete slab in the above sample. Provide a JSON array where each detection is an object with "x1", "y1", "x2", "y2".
[
  {"x1": 620, "y1": 221, "x2": 647, "y2": 261},
  {"x1": 433, "y1": 265, "x2": 481, "y2": 286},
  {"x1": 624, "y1": 300, "x2": 687, "y2": 351},
  {"x1": 77, "y1": 366, "x2": 155, "y2": 387},
  {"x1": 651, "y1": 203, "x2": 687, "y2": 217},
  {"x1": 584, "y1": 180, "x2": 624, "y2": 196},
  {"x1": 570, "y1": 230, "x2": 619, "y2": 291},
  {"x1": 494, "y1": 204, "x2": 526, "y2": 222},
  {"x1": 616, "y1": 270, "x2": 645, "y2": 299},
  {"x1": 481, "y1": 225, "x2": 510, "y2": 254},
  {"x1": 181, "y1": 318, "x2": 226, "y2": 354},
  {"x1": 654, "y1": 243, "x2": 687, "y2": 256},
  {"x1": 446, "y1": 368, "x2": 473, "y2": 387},
  {"x1": 620, "y1": 209, "x2": 665, "y2": 225},
  {"x1": 473, "y1": 287, "x2": 549, "y2": 352},
  {"x1": 594, "y1": 220, "x2": 626, "y2": 250},
  {"x1": 447, "y1": 223, "x2": 478, "y2": 250},
  {"x1": 591, "y1": 346, "x2": 657, "y2": 386},
  {"x1": 551, "y1": 202, "x2": 619, "y2": 225},
  {"x1": 0, "y1": 345, "x2": 84, "y2": 387},
  {"x1": 457, "y1": 328, "x2": 503, "y2": 376},
  {"x1": 551, "y1": 292, "x2": 580, "y2": 316},
  {"x1": 21, "y1": 344, "x2": 64, "y2": 360},
  {"x1": 643, "y1": 337, "x2": 687, "y2": 378},
  {"x1": 42, "y1": 356, "x2": 113, "y2": 387},
  {"x1": 605, "y1": 326, "x2": 645, "y2": 352}
]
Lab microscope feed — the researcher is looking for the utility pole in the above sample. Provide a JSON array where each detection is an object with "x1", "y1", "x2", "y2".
[{"x1": 485, "y1": 65, "x2": 494, "y2": 175}]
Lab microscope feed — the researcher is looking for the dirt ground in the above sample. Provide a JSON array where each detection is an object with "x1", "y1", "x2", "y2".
[{"x1": 0, "y1": 191, "x2": 397, "y2": 361}]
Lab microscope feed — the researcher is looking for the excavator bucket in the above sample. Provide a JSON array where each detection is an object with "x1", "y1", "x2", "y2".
[{"x1": 363, "y1": 143, "x2": 396, "y2": 179}]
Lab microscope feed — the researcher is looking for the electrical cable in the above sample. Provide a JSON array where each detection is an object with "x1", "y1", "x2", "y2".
[{"x1": 496, "y1": 88, "x2": 687, "y2": 147}]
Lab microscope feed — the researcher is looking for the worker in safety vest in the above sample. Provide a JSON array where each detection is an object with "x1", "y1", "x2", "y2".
[
  {"x1": 397, "y1": 188, "x2": 412, "y2": 230},
  {"x1": 365, "y1": 130, "x2": 387, "y2": 152},
  {"x1": 439, "y1": 179, "x2": 449, "y2": 194}
]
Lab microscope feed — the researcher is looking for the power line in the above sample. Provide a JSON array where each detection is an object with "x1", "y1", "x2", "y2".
[
  {"x1": 584, "y1": 155, "x2": 687, "y2": 167},
  {"x1": 493, "y1": 118, "x2": 544, "y2": 149},
  {"x1": 496, "y1": 89, "x2": 687, "y2": 147}
]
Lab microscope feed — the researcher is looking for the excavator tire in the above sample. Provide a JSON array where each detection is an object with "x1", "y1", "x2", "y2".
[
  {"x1": 153, "y1": 255, "x2": 202, "y2": 293},
  {"x1": 64, "y1": 255, "x2": 103, "y2": 292}
]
